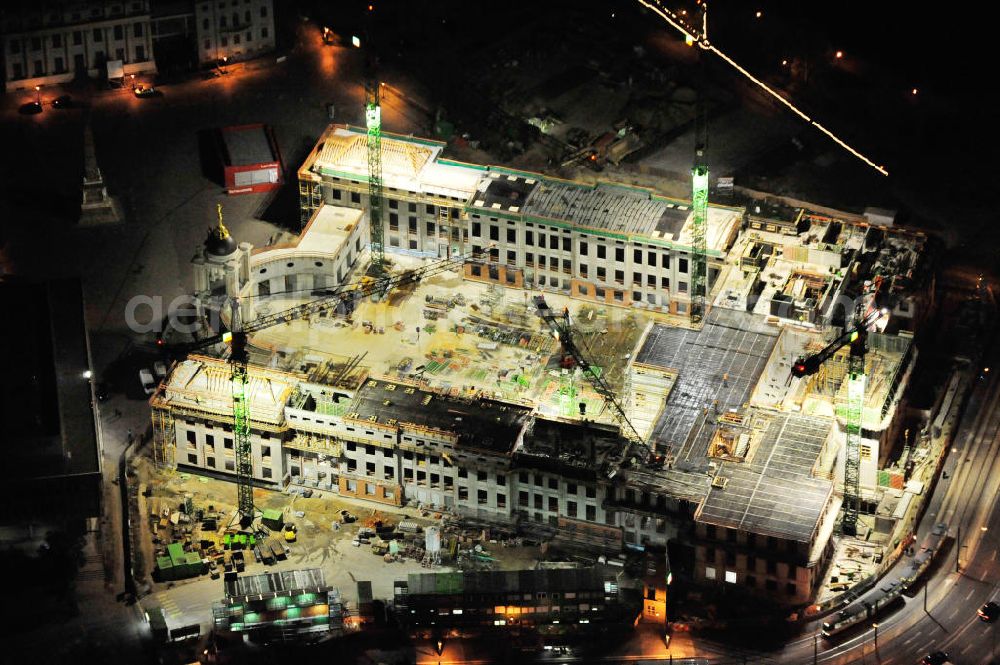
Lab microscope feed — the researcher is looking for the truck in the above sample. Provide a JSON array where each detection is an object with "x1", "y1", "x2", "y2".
[
  {"x1": 147, "y1": 607, "x2": 168, "y2": 643},
  {"x1": 283, "y1": 524, "x2": 298, "y2": 542},
  {"x1": 231, "y1": 550, "x2": 245, "y2": 572},
  {"x1": 269, "y1": 538, "x2": 286, "y2": 561},
  {"x1": 370, "y1": 537, "x2": 389, "y2": 556}
]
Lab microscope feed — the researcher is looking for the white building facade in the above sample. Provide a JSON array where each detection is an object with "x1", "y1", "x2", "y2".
[
  {"x1": 193, "y1": 0, "x2": 273, "y2": 66},
  {"x1": 2, "y1": 1, "x2": 156, "y2": 92},
  {"x1": 298, "y1": 125, "x2": 743, "y2": 316}
]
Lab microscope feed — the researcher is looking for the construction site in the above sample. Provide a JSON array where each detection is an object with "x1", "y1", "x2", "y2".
[
  {"x1": 120, "y1": 2, "x2": 954, "y2": 648},
  {"x1": 122, "y1": 87, "x2": 952, "y2": 649}
]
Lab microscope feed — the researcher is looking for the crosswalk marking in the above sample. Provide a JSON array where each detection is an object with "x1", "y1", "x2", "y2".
[{"x1": 156, "y1": 593, "x2": 182, "y2": 618}]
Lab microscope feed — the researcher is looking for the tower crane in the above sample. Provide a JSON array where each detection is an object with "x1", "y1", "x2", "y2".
[
  {"x1": 165, "y1": 248, "x2": 484, "y2": 526},
  {"x1": 533, "y1": 296, "x2": 662, "y2": 479},
  {"x1": 790, "y1": 280, "x2": 885, "y2": 537},
  {"x1": 689, "y1": 0, "x2": 709, "y2": 323},
  {"x1": 364, "y1": 3, "x2": 385, "y2": 275}
]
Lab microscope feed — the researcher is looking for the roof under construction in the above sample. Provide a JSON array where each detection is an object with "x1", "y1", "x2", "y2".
[
  {"x1": 636, "y1": 309, "x2": 779, "y2": 476},
  {"x1": 304, "y1": 125, "x2": 481, "y2": 200},
  {"x1": 515, "y1": 417, "x2": 622, "y2": 480},
  {"x1": 348, "y1": 378, "x2": 533, "y2": 454},
  {"x1": 696, "y1": 413, "x2": 834, "y2": 543},
  {"x1": 156, "y1": 356, "x2": 299, "y2": 425},
  {"x1": 469, "y1": 173, "x2": 740, "y2": 252}
]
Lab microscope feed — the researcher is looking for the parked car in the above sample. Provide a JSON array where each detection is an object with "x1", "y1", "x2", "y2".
[
  {"x1": 51, "y1": 94, "x2": 74, "y2": 109},
  {"x1": 979, "y1": 601, "x2": 999, "y2": 622},
  {"x1": 922, "y1": 652, "x2": 950, "y2": 665},
  {"x1": 139, "y1": 368, "x2": 156, "y2": 395},
  {"x1": 95, "y1": 381, "x2": 111, "y2": 402},
  {"x1": 133, "y1": 84, "x2": 157, "y2": 97}
]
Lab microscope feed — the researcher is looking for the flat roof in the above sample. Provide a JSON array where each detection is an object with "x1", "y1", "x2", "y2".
[
  {"x1": 348, "y1": 379, "x2": 532, "y2": 454},
  {"x1": 696, "y1": 413, "x2": 834, "y2": 543},
  {"x1": 252, "y1": 204, "x2": 362, "y2": 261},
  {"x1": 472, "y1": 172, "x2": 539, "y2": 212},
  {"x1": 0, "y1": 279, "x2": 100, "y2": 480},
  {"x1": 405, "y1": 567, "x2": 611, "y2": 596},
  {"x1": 635, "y1": 309, "x2": 779, "y2": 480},
  {"x1": 224, "y1": 568, "x2": 334, "y2": 601},
  {"x1": 222, "y1": 124, "x2": 276, "y2": 166}
]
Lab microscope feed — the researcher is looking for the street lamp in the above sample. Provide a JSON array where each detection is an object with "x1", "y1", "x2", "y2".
[
  {"x1": 872, "y1": 622, "x2": 879, "y2": 652},
  {"x1": 221, "y1": 56, "x2": 228, "y2": 74},
  {"x1": 34, "y1": 85, "x2": 41, "y2": 106}
]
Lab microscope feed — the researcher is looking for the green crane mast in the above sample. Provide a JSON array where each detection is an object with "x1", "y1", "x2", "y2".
[
  {"x1": 215, "y1": 204, "x2": 255, "y2": 527},
  {"x1": 690, "y1": 2, "x2": 709, "y2": 323},
  {"x1": 841, "y1": 337, "x2": 866, "y2": 536},
  {"x1": 229, "y1": 329, "x2": 254, "y2": 526},
  {"x1": 792, "y1": 295, "x2": 883, "y2": 537},
  {"x1": 364, "y1": 6, "x2": 385, "y2": 274},
  {"x1": 690, "y1": 148, "x2": 709, "y2": 323}
]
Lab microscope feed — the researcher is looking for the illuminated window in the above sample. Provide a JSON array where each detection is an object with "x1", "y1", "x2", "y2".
[
  {"x1": 725, "y1": 570, "x2": 737, "y2": 584},
  {"x1": 705, "y1": 566, "x2": 716, "y2": 581}
]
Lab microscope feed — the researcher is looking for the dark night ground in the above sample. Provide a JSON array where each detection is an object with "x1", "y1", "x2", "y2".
[{"x1": 3, "y1": 0, "x2": 999, "y2": 277}]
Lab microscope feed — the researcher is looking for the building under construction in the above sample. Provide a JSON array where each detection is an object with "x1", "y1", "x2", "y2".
[
  {"x1": 297, "y1": 124, "x2": 742, "y2": 317},
  {"x1": 148, "y1": 124, "x2": 932, "y2": 609}
]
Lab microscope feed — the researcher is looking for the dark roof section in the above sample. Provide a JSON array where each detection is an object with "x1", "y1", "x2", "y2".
[
  {"x1": 349, "y1": 379, "x2": 532, "y2": 454},
  {"x1": 515, "y1": 417, "x2": 622, "y2": 480},
  {"x1": 472, "y1": 172, "x2": 539, "y2": 212},
  {"x1": 696, "y1": 414, "x2": 834, "y2": 543},
  {"x1": 205, "y1": 227, "x2": 238, "y2": 257},
  {"x1": 221, "y1": 124, "x2": 278, "y2": 167},
  {"x1": 653, "y1": 204, "x2": 690, "y2": 238},
  {"x1": 0, "y1": 278, "x2": 101, "y2": 521}
]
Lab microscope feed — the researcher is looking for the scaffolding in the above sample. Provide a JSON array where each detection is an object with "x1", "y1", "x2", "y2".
[
  {"x1": 842, "y1": 349, "x2": 866, "y2": 536},
  {"x1": 151, "y1": 403, "x2": 176, "y2": 469}
]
